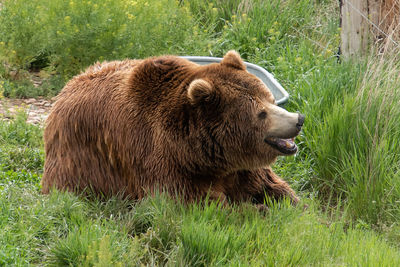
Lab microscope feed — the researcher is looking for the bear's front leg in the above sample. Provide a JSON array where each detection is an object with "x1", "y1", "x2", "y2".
[
  {"x1": 256, "y1": 167, "x2": 299, "y2": 205},
  {"x1": 229, "y1": 168, "x2": 299, "y2": 206}
]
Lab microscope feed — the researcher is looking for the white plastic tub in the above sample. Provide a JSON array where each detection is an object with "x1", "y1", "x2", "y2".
[{"x1": 181, "y1": 56, "x2": 289, "y2": 105}]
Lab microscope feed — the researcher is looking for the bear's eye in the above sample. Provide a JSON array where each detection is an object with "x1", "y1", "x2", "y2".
[{"x1": 258, "y1": 111, "x2": 267, "y2": 120}]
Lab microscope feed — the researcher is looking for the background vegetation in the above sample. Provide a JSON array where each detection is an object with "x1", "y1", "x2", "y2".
[{"x1": 1, "y1": 0, "x2": 400, "y2": 265}]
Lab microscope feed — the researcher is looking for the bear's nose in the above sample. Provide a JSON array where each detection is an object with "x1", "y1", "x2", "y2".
[{"x1": 296, "y1": 113, "x2": 305, "y2": 130}]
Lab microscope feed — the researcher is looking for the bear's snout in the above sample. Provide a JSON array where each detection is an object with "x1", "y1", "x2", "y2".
[{"x1": 266, "y1": 105, "x2": 303, "y2": 139}]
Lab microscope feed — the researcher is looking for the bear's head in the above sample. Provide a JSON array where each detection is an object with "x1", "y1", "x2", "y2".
[{"x1": 187, "y1": 51, "x2": 304, "y2": 171}]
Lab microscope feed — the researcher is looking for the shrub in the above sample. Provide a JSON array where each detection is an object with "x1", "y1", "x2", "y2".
[{"x1": 0, "y1": 0, "x2": 211, "y2": 80}]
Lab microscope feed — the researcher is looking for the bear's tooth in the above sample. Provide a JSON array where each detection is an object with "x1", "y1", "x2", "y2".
[{"x1": 285, "y1": 140, "x2": 292, "y2": 148}]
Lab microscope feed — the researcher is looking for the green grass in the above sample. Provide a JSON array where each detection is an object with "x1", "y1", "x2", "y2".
[
  {"x1": 1, "y1": 0, "x2": 400, "y2": 264},
  {"x1": 305, "y1": 55, "x2": 400, "y2": 224},
  {"x1": 2, "y1": 186, "x2": 400, "y2": 266},
  {"x1": 0, "y1": 112, "x2": 43, "y2": 190}
]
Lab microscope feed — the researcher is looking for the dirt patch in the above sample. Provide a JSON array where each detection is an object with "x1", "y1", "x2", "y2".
[{"x1": 0, "y1": 97, "x2": 55, "y2": 125}]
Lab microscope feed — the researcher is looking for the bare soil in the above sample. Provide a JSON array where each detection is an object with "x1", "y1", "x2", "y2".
[{"x1": 0, "y1": 97, "x2": 55, "y2": 125}]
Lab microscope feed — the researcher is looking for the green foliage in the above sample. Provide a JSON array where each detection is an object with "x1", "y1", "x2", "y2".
[
  {"x1": 1, "y1": 0, "x2": 400, "y2": 264},
  {"x1": 0, "y1": 111, "x2": 43, "y2": 147},
  {"x1": 215, "y1": 0, "x2": 317, "y2": 58},
  {"x1": 301, "y1": 55, "x2": 400, "y2": 224},
  {"x1": 0, "y1": 0, "x2": 210, "y2": 81},
  {"x1": 0, "y1": 79, "x2": 36, "y2": 98},
  {"x1": 1, "y1": 189, "x2": 400, "y2": 266},
  {"x1": 180, "y1": 200, "x2": 400, "y2": 266},
  {"x1": 0, "y1": 112, "x2": 43, "y2": 189},
  {"x1": 0, "y1": 76, "x2": 62, "y2": 98}
]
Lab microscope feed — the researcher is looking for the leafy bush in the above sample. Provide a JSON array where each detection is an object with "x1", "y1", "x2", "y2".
[
  {"x1": 0, "y1": 0, "x2": 210, "y2": 80},
  {"x1": 0, "y1": 75, "x2": 63, "y2": 98},
  {"x1": 0, "y1": 79, "x2": 39, "y2": 98}
]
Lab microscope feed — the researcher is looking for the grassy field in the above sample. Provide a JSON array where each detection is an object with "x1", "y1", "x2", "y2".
[{"x1": 1, "y1": 0, "x2": 400, "y2": 265}]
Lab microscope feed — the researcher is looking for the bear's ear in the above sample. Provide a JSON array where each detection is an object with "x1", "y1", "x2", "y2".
[
  {"x1": 221, "y1": 50, "x2": 246, "y2": 70},
  {"x1": 187, "y1": 79, "x2": 215, "y2": 105}
]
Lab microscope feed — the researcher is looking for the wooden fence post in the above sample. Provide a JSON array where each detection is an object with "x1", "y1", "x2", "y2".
[
  {"x1": 340, "y1": 0, "x2": 400, "y2": 57},
  {"x1": 340, "y1": 0, "x2": 370, "y2": 57}
]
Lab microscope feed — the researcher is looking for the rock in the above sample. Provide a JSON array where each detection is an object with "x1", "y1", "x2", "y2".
[
  {"x1": 28, "y1": 104, "x2": 39, "y2": 110},
  {"x1": 27, "y1": 115, "x2": 41, "y2": 124},
  {"x1": 25, "y1": 98, "x2": 36, "y2": 105},
  {"x1": 1, "y1": 98, "x2": 52, "y2": 126}
]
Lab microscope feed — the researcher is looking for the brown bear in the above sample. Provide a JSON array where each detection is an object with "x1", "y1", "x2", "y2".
[{"x1": 41, "y1": 51, "x2": 304, "y2": 205}]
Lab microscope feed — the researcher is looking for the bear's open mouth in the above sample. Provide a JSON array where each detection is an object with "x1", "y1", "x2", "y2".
[{"x1": 264, "y1": 137, "x2": 297, "y2": 155}]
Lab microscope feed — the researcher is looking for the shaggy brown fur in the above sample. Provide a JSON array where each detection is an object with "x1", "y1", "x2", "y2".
[{"x1": 41, "y1": 51, "x2": 300, "y2": 205}]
